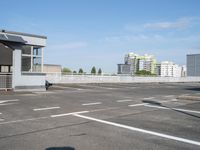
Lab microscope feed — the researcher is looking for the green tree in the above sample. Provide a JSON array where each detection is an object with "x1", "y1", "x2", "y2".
[
  {"x1": 73, "y1": 71, "x2": 77, "y2": 74},
  {"x1": 135, "y1": 70, "x2": 152, "y2": 76},
  {"x1": 91, "y1": 66, "x2": 96, "y2": 75},
  {"x1": 98, "y1": 68, "x2": 102, "y2": 75},
  {"x1": 78, "y1": 68, "x2": 84, "y2": 74},
  {"x1": 62, "y1": 67, "x2": 71, "y2": 74}
]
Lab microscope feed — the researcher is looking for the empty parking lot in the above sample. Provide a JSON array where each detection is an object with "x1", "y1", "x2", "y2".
[{"x1": 0, "y1": 83, "x2": 200, "y2": 150}]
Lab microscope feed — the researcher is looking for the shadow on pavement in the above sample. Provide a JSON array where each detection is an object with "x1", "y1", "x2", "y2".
[
  {"x1": 142, "y1": 100, "x2": 200, "y2": 119},
  {"x1": 46, "y1": 147, "x2": 75, "y2": 150},
  {"x1": 185, "y1": 87, "x2": 200, "y2": 91}
]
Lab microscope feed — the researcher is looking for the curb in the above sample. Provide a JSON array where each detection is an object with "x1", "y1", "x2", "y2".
[{"x1": 177, "y1": 95, "x2": 200, "y2": 101}]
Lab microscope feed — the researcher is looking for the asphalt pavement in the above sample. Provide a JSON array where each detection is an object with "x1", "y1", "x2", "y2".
[{"x1": 0, "y1": 82, "x2": 200, "y2": 150}]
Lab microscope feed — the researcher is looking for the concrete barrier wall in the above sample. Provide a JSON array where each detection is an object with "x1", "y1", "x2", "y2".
[{"x1": 46, "y1": 74, "x2": 200, "y2": 84}]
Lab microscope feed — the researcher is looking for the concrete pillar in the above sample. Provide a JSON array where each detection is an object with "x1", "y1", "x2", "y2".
[
  {"x1": 31, "y1": 46, "x2": 33, "y2": 72},
  {"x1": 12, "y1": 49, "x2": 21, "y2": 89},
  {"x1": 41, "y1": 48, "x2": 44, "y2": 72}
]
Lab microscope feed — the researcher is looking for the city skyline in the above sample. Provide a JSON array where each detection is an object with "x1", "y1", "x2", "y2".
[{"x1": 1, "y1": 0, "x2": 200, "y2": 73}]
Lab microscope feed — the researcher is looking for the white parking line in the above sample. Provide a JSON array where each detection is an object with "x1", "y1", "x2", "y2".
[
  {"x1": 0, "y1": 116, "x2": 49, "y2": 125},
  {"x1": 0, "y1": 99, "x2": 19, "y2": 103},
  {"x1": 143, "y1": 97, "x2": 155, "y2": 100},
  {"x1": 0, "y1": 103, "x2": 18, "y2": 106},
  {"x1": 0, "y1": 113, "x2": 2, "y2": 115},
  {"x1": 73, "y1": 114, "x2": 200, "y2": 146},
  {"x1": 128, "y1": 103, "x2": 145, "y2": 107},
  {"x1": 128, "y1": 99, "x2": 178, "y2": 107},
  {"x1": 117, "y1": 99, "x2": 133, "y2": 103},
  {"x1": 33, "y1": 107, "x2": 60, "y2": 111},
  {"x1": 82, "y1": 102, "x2": 102, "y2": 106},
  {"x1": 158, "y1": 99, "x2": 178, "y2": 103},
  {"x1": 89, "y1": 107, "x2": 119, "y2": 112},
  {"x1": 144, "y1": 104, "x2": 200, "y2": 114},
  {"x1": 51, "y1": 111, "x2": 89, "y2": 118},
  {"x1": 0, "y1": 111, "x2": 90, "y2": 125},
  {"x1": 164, "y1": 95, "x2": 174, "y2": 97}
]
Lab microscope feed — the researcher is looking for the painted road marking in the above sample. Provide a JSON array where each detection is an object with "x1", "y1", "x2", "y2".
[
  {"x1": 117, "y1": 99, "x2": 133, "y2": 103},
  {"x1": 164, "y1": 95, "x2": 175, "y2": 97},
  {"x1": 51, "y1": 111, "x2": 89, "y2": 118},
  {"x1": 145, "y1": 104, "x2": 200, "y2": 114},
  {"x1": 89, "y1": 107, "x2": 119, "y2": 112},
  {"x1": 82, "y1": 102, "x2": 102, "y2": 106},
  {"x1": 128, "y1": 103, "x2": 146, "y2": 107},
  {"x1": 0, "y1": 103, "x2": 18, "y2": 106},
  {"x1": 129, "y1": 99, "x2": 178, "y2": 107},
  {"x1": 73, "y1": 114, "x2": 200, "y2": 146},
  {"x1": 143, "y1": 97, "x2": 155, "y2": 100},
  {"x1": 33, "y1": 107, "x2": 60, "y2": 111},
  {"x1": 0, "y1": 117, "x2": 49, "y2": 125},
  {"x1": 0, "y1": 111, "x2": 89, "y2": 125},
  {"x1": 0, "y1": 99, "x2": 19, "y2": 103},
  {"x1": 156, "y1": 99, "x2": 178, "y2": 103}
]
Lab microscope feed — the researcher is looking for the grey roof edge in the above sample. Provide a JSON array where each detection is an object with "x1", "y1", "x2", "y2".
[
  {"x1": 187, "y1": 54, "x2": 200, "y2": 56},
  {"x1": 44, "y1": 64, "x2": 62, "y2": 67},
  {"x1": 0, "y1": 29, "x2": 47, "y2": 39}
]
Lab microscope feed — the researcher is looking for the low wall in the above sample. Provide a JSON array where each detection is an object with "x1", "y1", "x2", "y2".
[
  {"x1": 46, "y1": 74, "x2": 200, "y2": 84},
  {"x1": 14, "y1": 74, "x2": 46, "y2": 91}
]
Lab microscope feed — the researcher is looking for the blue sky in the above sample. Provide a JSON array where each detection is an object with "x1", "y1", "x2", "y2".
[{"x1": 1, "y1": 0, "x2": 200, "y2": 73}]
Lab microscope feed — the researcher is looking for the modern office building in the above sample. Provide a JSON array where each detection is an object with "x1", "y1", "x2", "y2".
[
  {"x1": 187, "y1": 54, "x2": 200, "y2": 76},
  {"x1": 0, "y1": 29, "x2": 47, "y2": 91},
  {"x1": 118, "y1": 52, "x2": 156, "y2": 75},
  {"x1": 117, "y1": 64, "x2": 131, "y2": 74}
]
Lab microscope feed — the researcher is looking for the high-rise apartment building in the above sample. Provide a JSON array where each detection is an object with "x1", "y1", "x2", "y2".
[
  {"x1": 187, "y1": 54, "x2": 200, "y2": 76},
  {"x1": 138, "y1": 54, "x2": 157, "y2": 74},
  {"x1": 118, "y1": 52, "x2": 156, "y2": 75},
  {"x1": 124, "y1": 53, "x2": 139, "y2": 74},
  {"x1": 160, "y1": 61, "x2": 182, "y2": 77}
]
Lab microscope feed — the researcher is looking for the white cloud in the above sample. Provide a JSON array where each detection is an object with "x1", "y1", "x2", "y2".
[
  {"x1": 124, "y1": 17, "x2": 199, "y2": 31},
  {"x1": 104, "y1": 34, "x2": 164, "y2": 42},
  {"x1": 143, "y1": 17, "x2": 193, "y2": 30},
  {"x1": 48, "y1": 41, "x2": 88, "y2": 50}
]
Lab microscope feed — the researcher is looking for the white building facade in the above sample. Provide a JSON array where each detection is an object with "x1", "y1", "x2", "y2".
[
  {"x1": 160, "y1": 61, "x2": 182, "y2": 77},
  {"x1": 0, "y1": 29, "x2": 47, "y2": 91}
]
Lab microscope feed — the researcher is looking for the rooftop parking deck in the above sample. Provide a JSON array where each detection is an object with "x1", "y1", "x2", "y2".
[{"x1": 0, "y1": 83, "x2": 200, "y2": 150}]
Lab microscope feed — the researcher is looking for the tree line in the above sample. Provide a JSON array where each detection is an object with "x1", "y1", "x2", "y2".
[{"x1": 62, "y1": 66, "x2": 102, "y2": 75}]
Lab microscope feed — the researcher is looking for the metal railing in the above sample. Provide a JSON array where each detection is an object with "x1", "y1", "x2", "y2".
[{"x1": 0, "y1": 73, "x2": 12, "y2": 90}]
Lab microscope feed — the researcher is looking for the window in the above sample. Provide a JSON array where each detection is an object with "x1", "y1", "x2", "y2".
[
  {"x1": 21, "y1": 45, "x2": 31, "y2": 55},
  {"x1": 1, "y1": 66, "x2": 9, "y2": 72},
  {"x1": 33, "y1": 48, "x2": 42, "y2": 56},
  {"x1": 21, "y1": 46, "x2": 43, "y2": 73},
  {"x1": 33, "y1": 57, "x2": 42, "y2": 72},
  {"x1": 22, "y1": 56, "x2": 31, "y2": 72}
]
